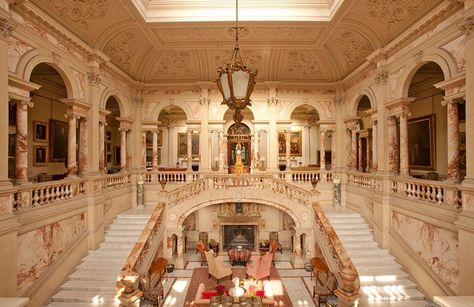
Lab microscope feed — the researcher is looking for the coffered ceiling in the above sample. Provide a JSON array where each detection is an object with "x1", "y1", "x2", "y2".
[{"x1": 30, "y1": 0, "x2": 444, "y2": 84}]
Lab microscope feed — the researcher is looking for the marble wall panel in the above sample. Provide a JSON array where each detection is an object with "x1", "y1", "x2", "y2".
[
  {"x1": 16, "y1": 213, "x2": 86, "y2": 294},
  {"x1": 392, "y1": 212, "x2": 459, "y2": 293}
]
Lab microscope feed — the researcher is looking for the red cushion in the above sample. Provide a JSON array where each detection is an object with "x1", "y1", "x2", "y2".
[
  {"x1": 256, "y1": 290, "x2": 265, "y2": 297},
  {"x1": 202, "y1": 291, "x2": 218, "y2": 299}
]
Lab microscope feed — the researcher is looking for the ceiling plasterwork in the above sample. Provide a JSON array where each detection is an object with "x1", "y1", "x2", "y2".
[
  {"x1": 367, "y1": 0, "x2": 430, "y2": 30},
  {"x1": 333, "y1": 30, "x2": 373, "y2": 65},
  {"x1": 103, "y1": 29, "x2": 149, "y2": 72},
  {"x1": 282, "y1": 50, "x2": 324, "y2": 79},
  {"x1": 152, "y1": 50, "x2": 196, "y2": 80}
]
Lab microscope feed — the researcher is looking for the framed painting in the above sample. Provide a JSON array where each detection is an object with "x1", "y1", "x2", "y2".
[
  {"x1": 278, "y1": 130, "x2": 302, "y2": 156},
  {"x1": 408, "y1": 115, "x2": 436, "y2": 170},
  {"x1": 177, "y1": 133, "x2": 199, "y2": 157},
  {"x1": 33, "y1": 121, "x2": 48, "y2": 142},
  {"x1": 33, "y1": 146, "x2": 48, "y2": 166},
  {"x1": 49, "y1": 120, "x2": 68, "y2": 162},
  {"x1": 146, "y1": 130, "x2": 163, "y2": 147},
  {"x1": 114, "y1": 146, "x2": 121, "y2": 165}
]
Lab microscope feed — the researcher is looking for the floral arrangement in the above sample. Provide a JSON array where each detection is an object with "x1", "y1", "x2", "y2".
[
  {"x1": 246, "y1": 284, "x2": 257, "y2": 297},
  {"x1": 216, "y1": 284, "x2": 226, "y2": 297}
]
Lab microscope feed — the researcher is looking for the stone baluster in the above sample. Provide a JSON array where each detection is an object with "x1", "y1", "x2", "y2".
[
  {"x1": 79, "y1": 117, "x2": 89, "y2": 176},
  {"x1": 14, "y1": 99, "x2": 33, "y2": 184},
  {"x1": 388, "y1": 116, "x2": 398, "y2": 174},
  {"x1": 99, "y1": 121, "x2": 105, "y2": 173},
  {"x1": 67, "y1": 110, "x2": 78, "y2": 177},
  {"x1": 444, "y1": 99, "x2": 460, "y2": 181},
  {"x1": 120, "y1": 128, "x2": 127, "y2": 171},
  {"x1": 320, "y1": 129, "x2": 326, "y2": 170},
  {"x1": 187, "y1": 130, "x2": 192, "y2": 171}
]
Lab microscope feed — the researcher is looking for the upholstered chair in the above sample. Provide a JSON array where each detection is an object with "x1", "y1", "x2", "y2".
[
  {"x1": 196, "y1": 241, "x2": 208, "y2": 266},
  {"x1": 246, "y1": 252, "x2": 273, "y2": 280},
  {"x1": 205, "y1": 251, "x2": 232, "y2": 282}
]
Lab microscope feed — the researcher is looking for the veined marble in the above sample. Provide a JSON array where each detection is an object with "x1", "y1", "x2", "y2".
[
  {"x1": 392, "y1": 212, "x2": 459, "y2": 293},
  {"x1": 17, "y1": 214, "x2": 86, "y2": 294}
]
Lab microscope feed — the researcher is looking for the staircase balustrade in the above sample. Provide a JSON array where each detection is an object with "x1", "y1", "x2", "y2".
[
  {"x1": 116, "y1": 204, "x2": 166, "y2": 306},
  {"x1": 347, "y1": 173, "x2": 383, "y2": 192},
  {"x1": 313, "y1": 203, "x2": 360, "y2": 305}
]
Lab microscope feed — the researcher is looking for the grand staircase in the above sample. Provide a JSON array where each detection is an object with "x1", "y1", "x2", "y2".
[
  {"x1": 46, "y1": 208, "x2": 152, "y2": 307},
  {"x1": 324, "y1": 207, "x2": 427, "y2": 306}
]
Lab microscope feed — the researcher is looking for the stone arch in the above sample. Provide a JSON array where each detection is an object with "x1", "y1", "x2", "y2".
[
  {"x1": 223, "y1": 119, "x2": 255, "y2": 135},
  {"x1": 101, "y1": 89, "x2": 127, "y2": 117},
  {"x1": 217, "y1": 104, "x2": 258, "y2": 122},
  {"x1": 176, "y1": 198, "x2": 302, "y2": 230},
  {"x1": 397, "y1": 50, "x2": 456, "y2": 98},
  {"x1": 349, "y1": 88, "x2": 377, "y2": 117},
  {"x1": 283, "y1": 100, "x2": 327, "y2": 121},
  {"x1": 149, "y1": 101, "x2": 193, "y2": 122},
  {"x1": 16, "y1": 50, "x2": 78, "y2": 99}
]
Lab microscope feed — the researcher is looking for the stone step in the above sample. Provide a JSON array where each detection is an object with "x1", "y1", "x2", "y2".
[
  {"x1": 51, "y1": 290, "x2": 117, "y2": 304},
  {"x1": 359, "y1": 287, "x2": 425, "y2": 302},
  {"x1": 360, "y1": 277, "x2": 417, "y2": 289},
  {"x1": 340, "y1": 236, "x2": 375, "y2": 243},
  {"x1": 98, "y1": 243, "x2": 135, "y2": 250},
  {"x1": 332, "y1": 223, "x2": 371, "y2": 230},
  {"x1": 358, "y1": 267, "x2": 409, "y2": 278},
  {"x1": 104, "y1": 231, "x2": 143, "y2": 237},
  {"x1": 75, "y1": 266, "x2": 122, "y2": 274},
  {"x1": 103, "y1": 236, "x2": 139, "y2": 243},
  {"x1": 60, "y1": 280, "x2": 116, "y2": 292},
  {"x1": 107, "y1": 224, "x2": 146, "y2": 230},
  {"x1": 325, "y1": 213, "x2": 361, "y2": 219},
  {"x1": 347, "y1": 249, "x2": 391, "y2": 257},
  {"x1": 343, "y1": 242, "x2": 380, "y2": 250},
  {"x1": 352, "y1": 257, "x2": 399, "y2": 267},
  {"x1": 116, "y1": 214, "x2": 150, "y2": 220},
  {"x1": 69, "y1": 270, "x2": 119, "y2": 281},
  {"x1": 329, "y1": 218, "x2": 365, "y2": 224},
  {"x1": 335, "y1": 229, "x2": 374, "y2": 236},
  {"x1": 77, "y1": 262, "x2": 123, "y2": 270},
  {"x1": 363, "y1": 301, "x2": 428, "y2": 307},
  {"x1": 86, "y1": 250, "x2": 130, "y2": 258},
  {"x1": 81, "y1": 257, "x2": 125, "y2": 265},
  {"x1": 113, "y1": 219, "x2": 148, "y2": 225}
]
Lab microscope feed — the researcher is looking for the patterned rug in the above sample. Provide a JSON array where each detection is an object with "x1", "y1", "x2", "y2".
[{"x1": 184, "y1": 267, "x2": 293, "y2": 306}]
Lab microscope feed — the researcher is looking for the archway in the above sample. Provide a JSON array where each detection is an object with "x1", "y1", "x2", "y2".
[
  {"x1": 12, "y1": 63, "x2": 70, "y2": 182},
  {"x1": 227, "y1": 123, "x2": 251, "y2": 174},
  {"x1": 290, "y1": 105, "x2": 320, "y2": 167},
  {"x1": 104, "y1": 97, "x2": 122, "y2": 173},
  {"x1": 407, "y1": 62, "x2": 447, "y2": 178},
  {"x1": 355, "y1": 95, "x2": 372, "y2": 172},
  {"x1": 157, "y1": 105, "x2": 188, "y2": 168}
]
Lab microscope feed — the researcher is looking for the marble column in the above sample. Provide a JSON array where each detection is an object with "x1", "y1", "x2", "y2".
[
  {"x1": 253, "y1": 131, "x2": 260, "y2": 170},
  {"x1": 141, "y1": 131, "x2": 147, "y2": 169},
  {"x1": 199, "y1": 95, "x2": 210, "y2": 172},
  {"x1": 358, "y1": 135, "x2": 364, "y2": 172},
  {"x1": 0, "y1": 19, "x2": 12, "y2": 186},
  {"x1": 187, "y1": 130, "x2": 192, "y2": 171},
  {"x1": 285, "y1": 130, "x2": 291, "y2": 168},
  {"x1": 152, "y1": 130, "x2": 158, "y2": 170},
  {"x1": 120, "y1": 128, "x2": 127, "y2": 171},
  {"x1": 223, "y1": 134, "x2": 228, "y2": 171},
  {"x1": 268, "y1": 96, "x2": 279, "y2": 172},
  {"x1": 15, "y1": 99, "x2": 32, "y2": 183},
  {"x1": 218, "y1": 131, "x2": 224, "y2": 171},
  {"x1": 399, "y1": 111, "x2": 409, "y2": 176},
  {"x1": 78, "y1": 118, "x2": 89, "y2": 176},
  {"x1": 126, "y1": 130, "x2": 132, "y2": 170},
  {"x1": 320, "y1": 130, "x2": 326, "y2": 170},
  {"x1": 388, "y1": 116, "x2": 398, "y2": 174},
  {"x1": 177, "y1": 233, "x2": 184, "y2": 257},
  {"x1": 371, "y1": 120, "x2": 378, "y2": 172},
  {"x1": 331, "y1": 130, "x2": 336, "y2": 170},
  {"x1": 446, "y1": 100, "x2": 460, "y2": 180},
  {"x1": 67, "y1": 111, "x2": 78, "y2": 177},
  {"x1": 351, "y1": 127, "x2": 357, "y2": 171},
  {"x1": 345, "y1": 127, "x2": 352, "y2": 169},
  {"x1": 99, "y1": 122, "x2": 105, "y2": 173}
]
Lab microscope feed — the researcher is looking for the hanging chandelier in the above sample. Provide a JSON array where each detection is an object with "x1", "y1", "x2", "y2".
[{"x1": 215, "y1": 0, "x2": 257, "y2": 127}]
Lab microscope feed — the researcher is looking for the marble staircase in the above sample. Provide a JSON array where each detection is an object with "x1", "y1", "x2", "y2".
[
  {"x1": 324, "y1": 207, "x2": 427, "y2": 306},
  {"x1": 45, "y1": 208, "x2": 153, "y2": 307}
]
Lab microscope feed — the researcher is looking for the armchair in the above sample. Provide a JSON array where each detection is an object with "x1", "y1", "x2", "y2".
[
  {"x1": 205, "y1": 251, "x2": 232, "y2": 282},
  {"x1": 246, "y1": 253, "x2": 273, "y2": 280},
  {"x1": 196, "y1": 241, "x2": 208, "y2": 266}
]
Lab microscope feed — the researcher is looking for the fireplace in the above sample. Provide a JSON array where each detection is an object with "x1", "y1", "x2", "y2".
[{"x1": 223, "y1": 225, "x2": 255, "y2": 251}]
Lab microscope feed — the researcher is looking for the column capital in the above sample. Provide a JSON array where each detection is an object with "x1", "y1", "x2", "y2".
[
  {"x1": 0, "y1": 17, "x2": 14, "y2": 41},
  {"x1": 62, "y1": 98, "x2": 90, "y2": 118},
  {"x1": 374, "y1": 70, "x2": 389, "y2": 87},
  {"x1": 460, "y1": 16, "x2": 474, "y2": 37},
  {"x1": 10, "y1": 97, "x2": 33, "y2": 108},
  {"x1": 386, "y1": 97, "x2": 414, "y2": 118},
  {"x1": 344, "y1": 117, "x2": 360, "y2": 130},
  {"x1": 199, "y1": 97, "x2": 210, "y2": 106},
  {"x1": 87, "y1": 72, "x2": 101, "y2": 87},
  {"x1": 267, "y1": 96, "x2": 278, "y2": 106}
]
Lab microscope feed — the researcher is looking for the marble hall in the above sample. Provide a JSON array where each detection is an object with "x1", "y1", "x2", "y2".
[{"x1": 0, "y1": 0, "x2": 474, "y2": 306}]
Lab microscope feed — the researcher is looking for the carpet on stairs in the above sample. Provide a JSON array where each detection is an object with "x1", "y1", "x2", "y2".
[{"x1": 184, "y1": 267, "x2": 292, "y2": 306}]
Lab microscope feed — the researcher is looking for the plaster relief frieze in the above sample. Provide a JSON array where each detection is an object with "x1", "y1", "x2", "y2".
[
  {"x1": 103, "y1": 30, "x2": 142, "y2": 71},
  {"x1": 282, "y1": 50, "x2": 322, "y2": 78},
  {"x1": 47, "y1": 0, "x2": 110, "y2": 29},
  {"x1": 214, "y1": 49, "x2": 264, "y2": 73},
  {"x1": 334, "y1": 31, "x2": 373, "y2": 65},
  {"x1": 321, "y1": 100, "x2": 335, "y2": 119},
  {"x1": 366, "y1": 0, "x2": 430, "y2": 30},
  {"x1": 8, "y1": 36, "x2": 33, "y2": 73},
  {"x1": 72, "y1": 70, "x2": 86, "y2": 99},
  {"x1": 389, "y1": 68, "x2": 404, "y2": 98},
  {"x1": 442, "y1": 36, "x2": 466, "y2": 72},
  {"x1": 250, "y1": 26, "x2": 321, "y2": 41},
  {"x1": 153, "y1": 50, "x2": 195, "y2": 79},
  {"x1": 0, "y1": 17, "x2": 13, "y2": 40}
]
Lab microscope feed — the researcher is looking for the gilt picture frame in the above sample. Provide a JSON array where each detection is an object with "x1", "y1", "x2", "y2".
[
  {"x1": 49, "y1": 120, "x2": 68, "y2": 162},
  {"x1": 33, "y1": 121, "x2": 48, "y2": 142},
  {"x1": 408, "y1": 115, "x2": 436, "y2": 170},
  {"x1": 278, "y1": 130, "x2": 302, "y2": 156},
  {"x1": 177, "y1": 133, "x2": 199, "y2": 158}
]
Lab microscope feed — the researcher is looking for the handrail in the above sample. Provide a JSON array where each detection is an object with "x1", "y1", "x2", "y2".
[
  {"x1": 166, "y1": 174, "x2": 312, "y2": 207},
  {"x1": 93, "y1": 173, "x2": 131, "y2": 193},
  {"x1": 347, "y1": 172, "x2": 383, "y2": 192},
  {"x1": 313, "y1": 203, "x2": 360, "y2": 304},
  {"x1": 116, "y1": 204, "x2": 166, "y2": 306}
]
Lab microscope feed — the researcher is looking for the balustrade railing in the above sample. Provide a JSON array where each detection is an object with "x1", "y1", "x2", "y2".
[
  {"x1": 93, "y1": 173, "x2": 131, "y2": 193},
  {"x1": 12, "y1": 178, "x2": 86, "y2": 212},
  {"x1": 390, "y1": 177, "x2": 463, "y2": 209},
  {"x1": 116, "y1": 204, "x2": 166, "y2": 306},
  {"x1": 287, "y1": 171, "x2": 333, "y2": 183},
  {"x1": 142, "y1": 171, "x2": 200, "y2": 184},
  {"x1": 166, "y1": 174, "x2": 312, "y2": 208},
  {"x1": 347, "y1": 173, "x2": 383, "y2": 192},
  {"x1": 313, "y1": 203, "x2": 360, "y2": 304}
]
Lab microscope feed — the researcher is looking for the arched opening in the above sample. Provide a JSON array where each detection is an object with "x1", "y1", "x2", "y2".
[
  {"x1": 290, "y1": 105, "x2": 320, "y2": 168},
  {"x1": 356, "y1": 95, "x2": 372, "y2": 173},
  {"x1": 157, "y1": 105, "x2": 188, "y2": 168},
  {"x1": 227, "y1": 123, "x2": 251, "y2": 174},
  {"x1": 407, "y1": 62, "x2": 447, "y2": 179},
  {"x1": 171, "y1": 234, "x2": 178, "y2": 258},
  {"x1": 12, "y1": 63, "x2": 70, "y2": 182},
  {"x1": 104, "y1": 97, "x2": 122, "y2": 174}
]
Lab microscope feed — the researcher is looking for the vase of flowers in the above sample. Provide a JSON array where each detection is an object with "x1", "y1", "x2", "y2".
[{"x1": 216, "y1": 284, "x2": 226, "y2": 301}]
